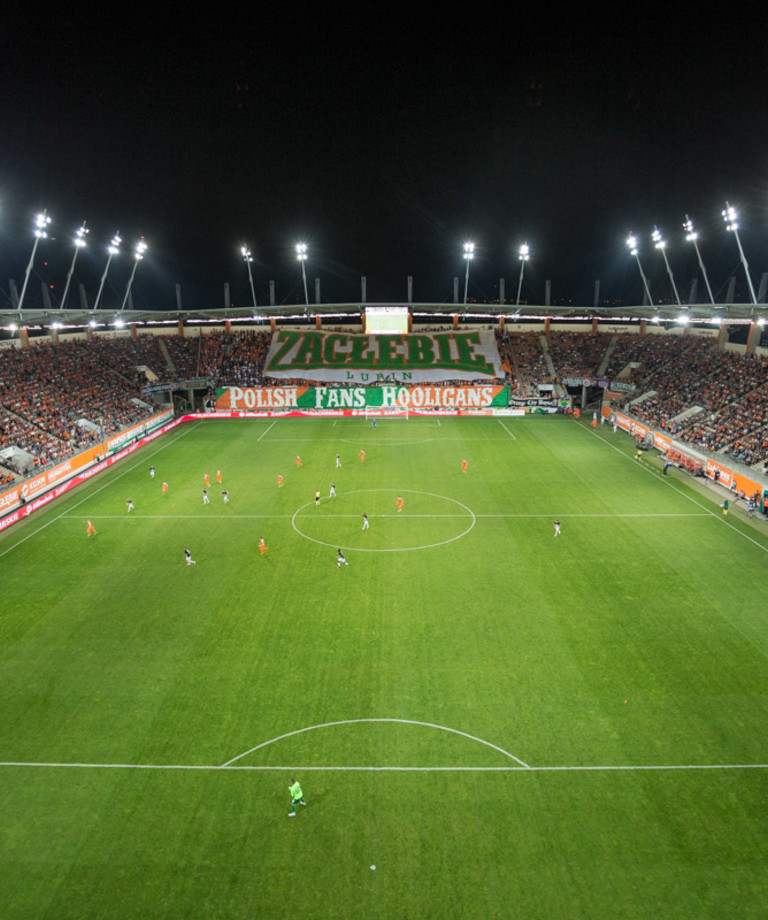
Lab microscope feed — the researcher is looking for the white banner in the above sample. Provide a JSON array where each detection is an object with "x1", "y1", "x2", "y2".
[{"x1": 262, "y1": 329, "x2": 504, "y2": 383}]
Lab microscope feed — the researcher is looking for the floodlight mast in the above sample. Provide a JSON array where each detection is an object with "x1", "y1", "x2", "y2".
[
  {"x1": 60, "y1": 223, "x2": 89, "y2": 309},
  {"x1": 462, "y1": 241, "x2": 475, "y2": 305},
  {"x1": 93, "y1": 232, "x2": 122, "y2": 311},
  {"x1": 120, "y1": 239, "x2": 148, "y2": 311},
  {"x1": 722, "y1": 202, "x2": 757, "y2": 305},
  {"x1": 241, "y1": 245, "x2": 257, "y2": 309},
  {"x1": 296, "y1": 242, "x2": 309, "y2": 307},
  {"x1": 516, "y1": 243, "x2": 530, "y2": 307},
  {"x1": 626, "y1": 233, "x2": 654, "y2": 306},
  {"x1": 17, "y1": 210, "x2": 51, "y2": 316},
  {"x1": 683, "y1": 215, "x2": 715, "y2": 306},
  {"x1": 651, "y1": 227, "x2": 681, "y2": 306}
]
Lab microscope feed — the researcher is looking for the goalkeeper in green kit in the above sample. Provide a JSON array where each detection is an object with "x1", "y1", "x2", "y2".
[{"x1": 288, "y1": 778, "x2": 306, "y2": 816}]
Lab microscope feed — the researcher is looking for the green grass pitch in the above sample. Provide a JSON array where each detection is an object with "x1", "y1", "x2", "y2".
[{"x1": 2, "y1": 415, "x2": 768, "y2": 919}]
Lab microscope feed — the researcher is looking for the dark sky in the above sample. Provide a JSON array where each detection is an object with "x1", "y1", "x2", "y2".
[{"x1": 2, "y1": 9, "x2": 768, "y2": 312}]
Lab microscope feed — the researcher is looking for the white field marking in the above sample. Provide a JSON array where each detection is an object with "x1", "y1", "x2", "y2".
[
  {"x1": 1, "y1": 761, "x2": 767, "y2": 773},
  {"x1": 257, "y1": 420, "x2": 276, "y2": 441},
  {"x1": 65, "y1": 511, "x2": 710, "y2": 521},
  {"x1": 0, "y1": 422, "x2": 201, "y2": 560},
  {"x1": 497, "y1": 419, "x2": 517, "y2": 440},
  {"x1": 291, "y1": 489, "x2": 476, "y2": 552},
  {"x1": 582, "y1": 423, "x2": 768, "y2": 555},
  {"x1": 264, "y1": 436, "x2": 516, "y2": 443},
  {"x1": 220, "y1": 718, "x2": 529, "y2": 768}
]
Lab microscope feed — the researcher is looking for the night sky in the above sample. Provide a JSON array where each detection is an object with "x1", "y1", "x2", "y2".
[{"x1": 2, "y1": 10, "x2": 768, "y2": 312}]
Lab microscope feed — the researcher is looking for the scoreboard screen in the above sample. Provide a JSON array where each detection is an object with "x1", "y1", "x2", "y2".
[{"x1": 365, "y1": 306, "x2": 409, "y2": 334}]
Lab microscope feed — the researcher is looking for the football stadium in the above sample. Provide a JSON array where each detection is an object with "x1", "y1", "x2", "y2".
[{"x1": 2, "y1": 311, "x2": 768, "y2": 918}]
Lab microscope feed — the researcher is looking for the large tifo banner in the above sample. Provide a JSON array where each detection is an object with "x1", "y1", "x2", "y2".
[
  {"x1": 262, "y1": 329, "x2": 503, "y2": 383},
  {"x1": 216, "y1": 385, "x2": 509, "y2": 411}
]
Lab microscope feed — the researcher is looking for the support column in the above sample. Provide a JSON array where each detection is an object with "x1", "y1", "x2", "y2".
[{"x1": 746, "y1": 322, "x2": 759, "y2": 354}]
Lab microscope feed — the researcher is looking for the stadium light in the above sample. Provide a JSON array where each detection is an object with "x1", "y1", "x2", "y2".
[
  {"x1": 93, "y1": 232, "x2": 122, "y2": 311},
  {"x1": 296, "y1": 242, "x2": 309, "y2": 307},
  {"x1": 17, "y1": 210, "x2": 52, "y2": 316},
  {"x1": 516, "y1": 243, "x2": 530, "y2": 307},
  {"x1": 462, "y1": 241, "x2": 475, "y2": 305},
  {"x1": 722, "y1": 202, "x2": 757, "y2": 304},
  {"x1": 626, "y1": 233, "x2": 654, "y2": 306},
  {"x1": 241, "y1": 245, "x2": 256, "y2": 307},
  {"x1": 651, "y1": 227, "x2": 681, "y2": 306},
  {"x1": 60, "y1": 223, "x2": 89, "y2": 310},
  {"x1": 683, "y1": 215, "x2": 715, "y2": 306},
  {"x1": 120, "y1": 239, "x2": 148, "y2": 311},
  {"x1": 241, "y1": 245, "x2": 257, "y2": 309}
]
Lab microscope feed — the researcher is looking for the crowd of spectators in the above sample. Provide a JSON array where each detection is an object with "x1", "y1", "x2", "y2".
[
  {"x1": 4, "y1": 327, "x2": 768, "y2": 484},
  {"x1": 0, "y1": 338, "x2": 156, "y2": 474},
  {"x1": 545, "y1": 331, "x2": 613, "y2": 379},
  {"x1": 498, "y1": 332, "x2": 551, "y2": 394}
]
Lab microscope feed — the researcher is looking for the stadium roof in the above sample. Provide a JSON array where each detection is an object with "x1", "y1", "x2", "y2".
[{"x1": 0, "y1": 300, "x2": 765, "y2": 331}]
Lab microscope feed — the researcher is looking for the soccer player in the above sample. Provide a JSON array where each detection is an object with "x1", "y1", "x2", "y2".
[
  {"x1": 86, "y1": 519, "x2": 98, "y2": 537},
  {"x1": 315, "y1": 489, "x2": 321, "y2": 507},
  {"x1": 397, "y1": 496, "x2": 403, "y2": 513},
  {"x1": 554, "y1": 519, "x2": 561, "y2": 537},
  {"x1": 296, "y1": 455, "x2": 302, "y2": 468},
  {"x1": 278, "y1": 473, "x2": 283, "y2": 487},
  {"x1": 462, "y1": 459, "x2": 467, "y2": 473},
  {"x1": 362, "y1": 513, "x2": 369, "y2": 530},
  {"x1": 126, "y1": 498, "x2": 134, "y2": 512},
  {"x1": 748, "y1": 497, "x2": 756, "y2": 518},
  {"x1": 260, "y1": 537, "x2": 268, "y2": 556},
  {"x1": 371, "y1": 418, "x2": 377, "y2": 429},
  {"x1": 329, "y1": 482, "x2": 336, "y2": 498},
  {"x1": 222, "y1": 490, "x2": 230, "y2": 503},
  {"x1": 162, "y1": 481, "x2": 169, "y2": 494},
  {"x1": 337, "y1": 548, "x2": 349, "y2": 568},
  {"x1": 184, "y1": 546, "x2": 197, "y2": 566},
  {"x1": 288, "y1": 777, "x2": 306, "y2": 816},
  {"x1": 149, "y1": 465, "x2": 155, "y2": 479},
  {"x1": 202, "y1": 489, "x2": 210, "y2": 504},
  {"x1": 216, "y1": 470, "x2": 222, "y2": 484},
  {"x1": 360, "y1": 449, "x2": 365, "y2": 463},
  {"x1": 722, "y1": 498, "x2": 729, "y2": 516},
  {"x1": 335, "y1": 454, "x2": 342, "y2": 468},
  {"x1": 204, "y1": 473, "x2": 210, "y2": 487}
]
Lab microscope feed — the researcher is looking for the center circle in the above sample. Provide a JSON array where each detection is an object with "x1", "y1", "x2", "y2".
[{"x1": 291, "y1": 489, "x2": 476, "y2": 552}]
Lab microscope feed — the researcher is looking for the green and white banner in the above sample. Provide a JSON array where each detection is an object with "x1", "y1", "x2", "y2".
[
  {"x1": 263, "y1": 329, "x2": 503, "y2": 383},
  {"x1": 216, "y1": 385, "x2": 509, "y2": 411}
]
